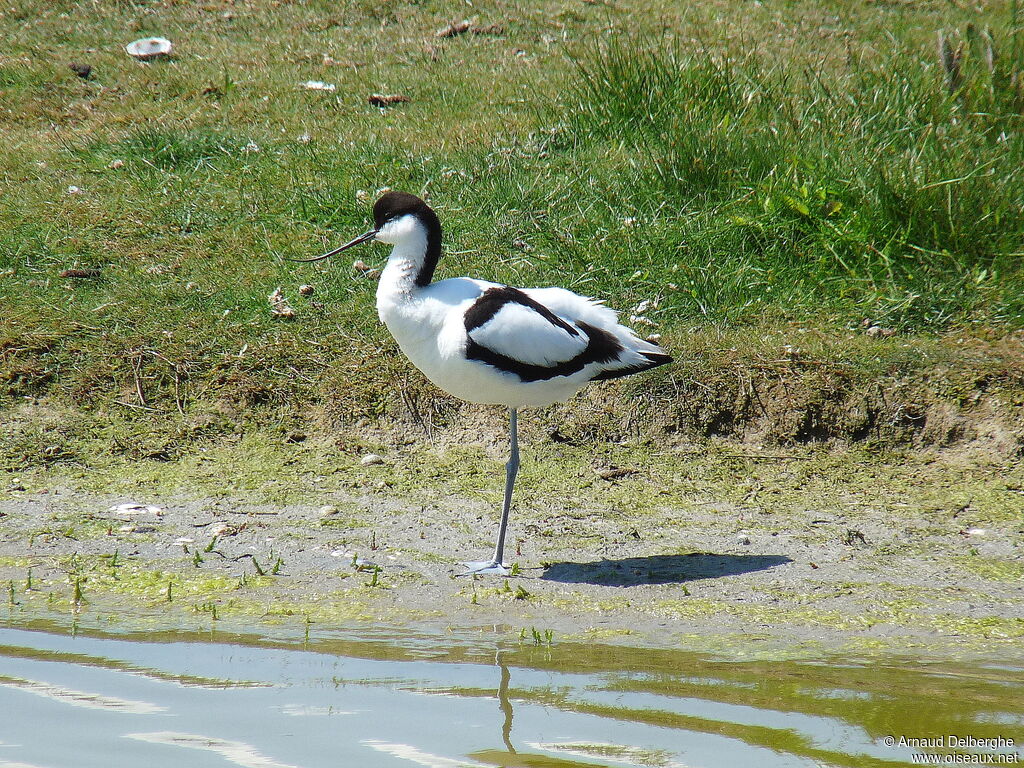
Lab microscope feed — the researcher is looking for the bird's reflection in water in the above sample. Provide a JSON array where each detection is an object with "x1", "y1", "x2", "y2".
[{"x1": 496, "y1": 650, "x2": 516, "y2": 755}]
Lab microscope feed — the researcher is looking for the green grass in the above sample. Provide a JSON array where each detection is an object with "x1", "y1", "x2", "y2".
[
  {"x1": 1, "y1": 0, "x2": 1023, "y2": 458},
  {"x1": 563, "y1": 33, "x2": 1024, "y2": 328}
]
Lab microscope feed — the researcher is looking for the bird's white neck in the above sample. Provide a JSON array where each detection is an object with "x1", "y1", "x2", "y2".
[{"x1": 376, "y1": 232, "x2": 429, "y2": 304}]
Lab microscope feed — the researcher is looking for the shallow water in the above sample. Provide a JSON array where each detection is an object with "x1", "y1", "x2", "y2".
[{"x1": 1, "y1": 618, "x2": 1022, "y2": 768}]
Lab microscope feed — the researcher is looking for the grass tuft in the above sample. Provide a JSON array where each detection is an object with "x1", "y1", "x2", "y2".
[
  {"x1": 562, "y1": 33, "x2": 1024, "y2": 328},
  {"x1": 109, "y1": 128, "x2": 241, "y2": 171}
]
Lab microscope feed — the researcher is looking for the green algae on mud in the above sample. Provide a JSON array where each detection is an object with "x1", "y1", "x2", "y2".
[
  {"x1": 955, "y1": 555, "x2": 1024, "y2": 582},
  {"x1": 1, "y1": 427, "x2": 1022, "y2": 660},
  {"x1": 5, "y1": 560, "x2": 426, "y2": 629},
  {"x1": 7, "y1": 422, "x2": 1023, "y2": 523}
]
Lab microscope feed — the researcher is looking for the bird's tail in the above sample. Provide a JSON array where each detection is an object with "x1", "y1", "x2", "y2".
[
  {"x1": 591, "y1": 327, "x2": 673, "y2": 382},
  {"x1": 592, "y1": 351, "x2": 671, "y2": 381}
]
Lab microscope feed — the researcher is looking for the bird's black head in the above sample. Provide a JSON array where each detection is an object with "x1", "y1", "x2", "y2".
[
  {"x1": 293, "y1": 191, "x2": 442, "y2": 287},
  {"x1": 373, "y1": 191, "x2": 440, "y2": 235},
  {"x1": 371, "y1": 191, "x2": 442, "y2": 287}
]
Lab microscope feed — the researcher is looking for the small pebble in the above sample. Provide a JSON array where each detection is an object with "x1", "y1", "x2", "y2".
[
  {"x1": 320, "y1": 505, "x2": 340, "y2": 517},
  {"x1": 361, "y1": 454, "x2": 385, "y2": 466},
  {"x1": 120, "y1": 524, "x2": 156, "y2": 533},
  {"x1": 109, "y1": 503, "x2": 162, "y2": 516},
  {"x1": 736, "y1": 533, "x2": 751, "y2": 545},
  {"x1": 368, "y1": 93, "x2": 409, "y2": 107},
  {"x1": 69, "y1": 62, "x2": 92, "y2": 79},
  {"x1": 302, "y1": 80, "x2": 336, "y2": 92},
  {"x1": 436, "y1": 19, "x2": 471, "y2": 38},
  {"x1": 353, "y1": 259, "x2": 374, "y2": 272},
  {"x1": 268, "y1": 287, "x2": 296, "y2": 319},
  {"x1": 595, "y1": 466, "x2": 634, "y2": 480}
]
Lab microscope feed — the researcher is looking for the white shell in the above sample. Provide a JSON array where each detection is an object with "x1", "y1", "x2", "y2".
[
  {"x1": 125, "y1": 37, "x2": 173, "y2": 60},
  {"x1": 301, "y1": 80, "x2": 336, "y2": 92}
]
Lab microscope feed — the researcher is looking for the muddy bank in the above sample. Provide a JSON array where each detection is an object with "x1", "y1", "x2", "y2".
[
  {"x1": 3, "y1": 329, "x2": 1023, "y2": 657},
  {"x1": 654, "y1": 341, "x2": 1024, "y2": 450},
  {"x1": 1, "y1": 438, "x2": 1022, "y2": 659},
  {"x1": 4, "y1": 332, "x2": 1024, "y2": 474}
]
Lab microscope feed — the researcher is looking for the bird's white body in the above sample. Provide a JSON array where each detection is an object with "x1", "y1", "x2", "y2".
[
  {"x1": 375, "y1": 219, "x2": 666, "y2": 408},
  {"x1": 300, "y1": 192, "x2": 670, "y2": 574}
]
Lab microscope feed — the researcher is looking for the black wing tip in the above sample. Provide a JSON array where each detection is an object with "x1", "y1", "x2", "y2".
[
  {"x1": 591, "y1": 352, "x2": 673, "y2": 382},
  {"x1": 641, "y1": 351, "x2": 673, "y2": 366}
]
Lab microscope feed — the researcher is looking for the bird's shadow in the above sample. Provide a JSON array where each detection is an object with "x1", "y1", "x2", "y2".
[{"x1": 540, "y1": 553, "x2": 792, "y2": 587}]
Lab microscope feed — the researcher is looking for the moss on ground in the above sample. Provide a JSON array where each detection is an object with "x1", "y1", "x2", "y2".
[{"x1": 955, "y1": 556, "x2": 1024, "y2": 582}]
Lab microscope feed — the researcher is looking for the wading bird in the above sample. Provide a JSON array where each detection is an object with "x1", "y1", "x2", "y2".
[{"x1": 294, "y1": 192, "x2": 671, "y2": 574}]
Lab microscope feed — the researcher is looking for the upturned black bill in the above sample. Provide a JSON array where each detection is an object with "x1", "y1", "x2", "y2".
[{"x1": 287, "y1": 229, "x2": 377, "y2": 262}]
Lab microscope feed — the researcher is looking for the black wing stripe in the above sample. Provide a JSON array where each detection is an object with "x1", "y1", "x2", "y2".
[
  {"x1": 464, "y1": 286, "x2": 579, "y2": 337},
  {"x1": 466, "y1": 321, "x2": 624, "y2": 383}
]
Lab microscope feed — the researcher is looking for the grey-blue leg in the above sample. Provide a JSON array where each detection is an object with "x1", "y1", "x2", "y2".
[{"x1": 463, "y1": 408, "x2": 519, "y2": 576}]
